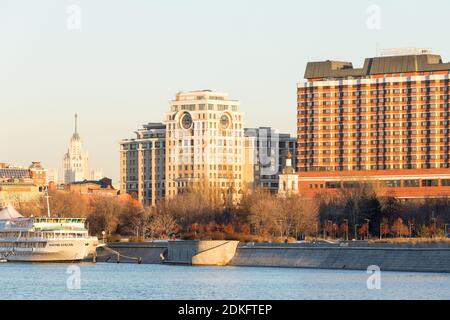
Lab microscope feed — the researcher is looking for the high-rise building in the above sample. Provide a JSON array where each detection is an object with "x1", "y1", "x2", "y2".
[
  {"x1": 63, "y1": 114, "x2": 90, "y2": 184},
  {"x1": 164, "y1": 90, "x2": 245, "y2": 201},
  {"x1": 119, "y1": 123, "x2": 166, "y2": 206},
  {"x1": 297, "y1": 51, "x2": 450, "y2": 199},
  {"x1": 244, "y1": 127, "x2": 296, "y2": 192}
]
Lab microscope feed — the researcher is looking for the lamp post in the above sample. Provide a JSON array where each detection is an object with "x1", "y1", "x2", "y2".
[
  {"x1": 343, "y1": 219, "x2": 349, "y2": 241},
  {"x1": 365, "y1": 219, "x2": 370, "y2": 240},
  {"x1": 431, "y1": 217, "x2": 437, "y2": 239},
  {"x1": 354, "y1": 224, "x2": 359, "y2": 240},
  {"x1": 327, "y1": 220, "x2": 333, "y2": 239},
  {"x1": 315, "y1": 222, "x2": 318, "y2": 241},
  {"x1": 380, "y1": 223, "x2": 384, "y2": 240},
  {"x1": 278, "y1": 219, "x2": 284, "y2": 238},
  {"x1": 409, "y1": 222, "x2": 414, "y2": 239}
]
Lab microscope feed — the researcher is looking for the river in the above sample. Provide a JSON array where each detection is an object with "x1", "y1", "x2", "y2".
[{"x1": 1, "y1": 263, "x2": 449, "y2": 300}]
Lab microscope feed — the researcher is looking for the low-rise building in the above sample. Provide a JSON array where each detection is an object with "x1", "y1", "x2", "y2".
[
  {"x1": 63, "y1": 177, "x2": 118, "y2": 197},
  {"x1": 0, "y1": 162, "x2": 47, "y2": 206}
]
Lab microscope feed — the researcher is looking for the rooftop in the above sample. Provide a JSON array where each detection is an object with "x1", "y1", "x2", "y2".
[{"x1": 304, "y1": 53, "x2": 450, "y2": 80}]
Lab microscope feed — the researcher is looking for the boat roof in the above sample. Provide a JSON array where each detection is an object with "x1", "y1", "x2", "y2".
[
  {"x1": 33, "y1": 217, "x2": 86, "y2": 223},
  {"x1": 0, "y1": 205, "x2": 24, "y2": 220}
]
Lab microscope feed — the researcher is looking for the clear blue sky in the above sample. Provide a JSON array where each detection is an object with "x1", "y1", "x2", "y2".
[{"x1": 1, "y1": 0, "x2": 450, "y2": 182}]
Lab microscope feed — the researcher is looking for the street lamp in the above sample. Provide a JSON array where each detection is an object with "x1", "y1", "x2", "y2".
[
  {"x1": 327, "y1": 220, "x2": 333, "y2": 239},
  {"x1": 278, "y1": 219, "x2": 284, "y2": 238},
  {"x1": 409, "y1": 222, "x2": 414, "y2": 239},
  {"x1": 431, "y1": 217, "x2": 437, "y2": 239},
  {"x1": 365, "y1": 219, "x2": 370, "y2": 240},
  {"x1": 354, "y1": 224, "x2": 359, "y2": 240},
  {"x1": 315, "y1": 222, "x2": 319, "y2": 241},
  {"x1": 380, "y1": 223, "x2": 384, "y2": 240},
  {"x1": 343, "y1": 219, "x2": 349, "y2": 241}
]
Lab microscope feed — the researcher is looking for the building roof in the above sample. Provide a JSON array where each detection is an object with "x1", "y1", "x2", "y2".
[
  {"x1": 0, "y1": 205, "x2": 24, "y2": 220},
  {"x1": 68, "y1": 177, "x2": 114, "y2": 189},
  {"x1": 0, "y1": 168, "x2": 30, "y2": 179},
  {"x1": 304, "y1": 54, "x2": 450, "y2": 79}
]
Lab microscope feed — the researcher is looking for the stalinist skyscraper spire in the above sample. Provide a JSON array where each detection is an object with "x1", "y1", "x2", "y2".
[{"x1": 63, "y1": 114, "x2": 90, "y2": 183}]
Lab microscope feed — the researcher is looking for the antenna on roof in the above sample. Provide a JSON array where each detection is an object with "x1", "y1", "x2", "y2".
[
  {"x1": 379, "y1": 48, "x2": 432, "y2": 57},
  {"x1": 74, "y1": 113, "x2": 78, "y2": 135}
]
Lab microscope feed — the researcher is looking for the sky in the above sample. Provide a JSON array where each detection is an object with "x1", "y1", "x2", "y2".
[{"x1": 1, "y1": 0, "x2": 450, "y2": 182}]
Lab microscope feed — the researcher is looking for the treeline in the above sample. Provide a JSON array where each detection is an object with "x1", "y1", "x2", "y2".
[
  {"x1": 16, "y1": 186, "x2": 450, "y2": 241},
  {"x1": 17, "y1": 189, "x2": 318, "y2": 241},
  {"x1": 316, "y1": 185, "x2": 450, "y2": 239}
]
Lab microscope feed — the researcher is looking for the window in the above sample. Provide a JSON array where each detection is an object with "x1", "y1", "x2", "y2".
[
  {"x1": 404, "y1": 180, "x2": 420, "y2": 188},
  {"x1": 381, "y1": 180, "x2": 401, "y2": 188},
  {"x1": 325, "y1": 182, "x2": 340, "y2": 189},
  {"x1": 422, "y1": 180, "x2": 438, "y2": 187},
  {"x1": 442, "y1": 180, "x2": 450, "y2": 187}
]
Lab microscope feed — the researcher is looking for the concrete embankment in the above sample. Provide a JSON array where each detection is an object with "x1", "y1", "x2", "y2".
[
  {"x1": 93, "y1": 241, "x2": 450, "y2": 273},
  {"x1": 229, "y1": 243, "x2": 450, "y2": 273},
  {"x1": 166, "y1": 240, "x2": 239, "y2": 266},
  {"x1": 94, "y1": 242, "x2": 167, "y2": 264}
]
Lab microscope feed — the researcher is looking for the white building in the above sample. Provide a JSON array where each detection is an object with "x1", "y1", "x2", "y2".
[
  {"x1": 63, "y1": 114, "x2": 90, "y2": 184},
  {"x1": 164, "y1": 90, "x2": 245, "y2": 201},
  {"x1": 278, "y1": 151, "x2": 299, "y2": 196}
]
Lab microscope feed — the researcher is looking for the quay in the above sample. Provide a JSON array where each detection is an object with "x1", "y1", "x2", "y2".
[{"x1": 92, "y1": 240, "x2": 450, "y2": 273}]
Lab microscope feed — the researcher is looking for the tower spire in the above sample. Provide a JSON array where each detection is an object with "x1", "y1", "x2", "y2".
[{"x1": 75, "y1": 113, "x2": 78, "y2": 135}]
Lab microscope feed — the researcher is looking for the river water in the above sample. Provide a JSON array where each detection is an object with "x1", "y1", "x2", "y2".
[{"x1": 0, "y1": 263, "x2": 449, "y2": 300}]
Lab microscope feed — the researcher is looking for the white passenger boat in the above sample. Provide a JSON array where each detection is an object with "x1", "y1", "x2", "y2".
[{"x1": 0, "y1": 206, "x2": 98, "y2": 262}]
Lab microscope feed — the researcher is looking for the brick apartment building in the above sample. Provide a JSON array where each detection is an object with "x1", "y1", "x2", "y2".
[{"x1": 297, "y1": 50, "x2": 450, "y2": 199}]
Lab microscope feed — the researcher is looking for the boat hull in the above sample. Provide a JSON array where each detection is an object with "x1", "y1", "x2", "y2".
[{"x1": 1, "y1": 238, "x2": 98, "y2": 262}]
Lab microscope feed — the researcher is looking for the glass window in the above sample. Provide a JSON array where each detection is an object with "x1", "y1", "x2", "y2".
[
  {"x1": 404, "y1": 180, "x2": 420, "y2": 188},
  {"x1": 422, "y1": 180, "x2": 438, "y2": 187}
]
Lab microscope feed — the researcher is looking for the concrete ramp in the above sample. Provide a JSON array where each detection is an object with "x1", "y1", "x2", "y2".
[{"x1": 167, "y1": 240, "x2": 239, "y2": 266}]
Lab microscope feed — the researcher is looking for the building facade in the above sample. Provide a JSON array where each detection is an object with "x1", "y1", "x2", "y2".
[
  {"x1": 164, "y1": 90, "x2": 245, "y2": 201},
  {"x1": 119, "y1": 123, "x2": 166, "y2": 206},
  {"x1": 0, "y1": 162, "x2": 47, "y2": 206},
  {"x1": 244, "y1": 127, "x2": 296, "y2": 192},
  {"x1": 278, "y1": 151, "x2": 299, "y2": 196},
  {"x1": 297, "y1": 50, "x2": 450, "y2": 199},
  {"x1": 63, "y1": 114, "x2": 90, "y2": 184},
  {"x1": 64, "y1": 177, "x2": 118, "y2": 197}
]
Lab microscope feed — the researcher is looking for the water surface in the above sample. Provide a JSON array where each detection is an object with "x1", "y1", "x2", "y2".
[{"x1": 1, "y1": 263, "x2": 449, "y2": 300}]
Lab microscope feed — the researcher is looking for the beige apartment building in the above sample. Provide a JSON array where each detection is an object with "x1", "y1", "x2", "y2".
[
  {"x1": 164, "y1": 90, "x2": 246, "y2": 201},
  {"x1": 119, "y1": 123, "x2": 166, "y2": 206}
]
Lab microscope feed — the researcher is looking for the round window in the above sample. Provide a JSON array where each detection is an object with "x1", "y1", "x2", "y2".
[
  {"x1": 220, "y1": 114, "x2": 231, "y2": 130},
  {"x1": 180, "y1": 113, "x2": 193, "y2": 130}
]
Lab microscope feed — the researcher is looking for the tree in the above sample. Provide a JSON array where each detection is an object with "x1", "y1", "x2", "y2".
[
  {"x1": 391, "y1": 218, "x2": 409, "y2": 238},
  {"x1": 146, "y1": 211, "x2": 179, "y2": 239},
  {"x1": 86, "y1": 196, "x2": 121, "y2": 236},
  {"x1": 358, "y1": 223, "x2": 369, "y2": 239}
]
